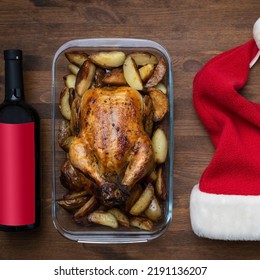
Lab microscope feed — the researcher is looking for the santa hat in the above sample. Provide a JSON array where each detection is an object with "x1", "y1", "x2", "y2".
[{"x1": 190, "y1": 18, "x2": 260, "y2": 240}]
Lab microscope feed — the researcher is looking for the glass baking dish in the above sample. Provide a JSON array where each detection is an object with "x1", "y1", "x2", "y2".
[{"x1": 51, "y1": 38, "x2": 174, "y2": 243}]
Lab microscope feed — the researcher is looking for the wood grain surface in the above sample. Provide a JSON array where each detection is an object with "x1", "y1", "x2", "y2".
[{"x1": 1, "y1": 0, "x2": 260, "y2": 260}]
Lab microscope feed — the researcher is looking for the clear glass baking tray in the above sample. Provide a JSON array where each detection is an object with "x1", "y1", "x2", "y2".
[{"x1": 51, "y1": 38, "x2": 174, "y2": 243}]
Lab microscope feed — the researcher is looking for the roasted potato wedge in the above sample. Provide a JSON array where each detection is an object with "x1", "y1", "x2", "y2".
[
  {"x1": 57, "y1": 196, "x2": 88, "y2": 212},
  {"x1": 125, "y1": 184, "x2": 143, "y2": 212},
  {"x1": 102, "y1": 68, "x2": 127, "y2": 86},
  {"x1": 145, "y1": 56, "x2": 167, "y2": 88},
  {"x1": 123, "y1": 55, "x2": 143, "y2": 90},
  {"x1": 68, "y1": 88, "x2": 76, "y2": 107},
  {"x1": 70, "y1": 96, "x2": 81, "y2": 136},
  {"x1": 155, "y1": 166, "x2": 167, "y2": 200},
  {"x1": 142, "y1": 95, "x2": 154, "y2": 136},
  {"x1": 144, "y1": 196, "x2": 162, "y2": 221},
  {"x1": 108, "y1": 208, "x2": 130, "y2": 227},
  {"x1": 74, "y1": 195, "x2": 99, "y2": 220},
  {"x1": 68, "y1": 63, "x2": 80, "y2": 75},
  {"x1": 58, "y1": 119, "x2": 72, "y2": 152},
  {"x1": 58, "y1": 119, "x2": 71, "y2": 144},
  {"x1": 60, "y1": 136, "x2": 74, "y2": 153},
  {"x1": 143, "y1": 95, "x2": 153, "y2": 116},
  {"x1": 130, "y1": 52, "x2": 158, "y2": 66},
  {"x1": 155, "y1": 82, "x2": 167, "y2": 94},
  {"x1": 63, "y1": 74, "x2": 76, "y2": 89},
  {"x1": 89, "y1": 51, "x2": 126, "y2": 69},
  {"x1": 147, "y1": 87, "x2": 168, "y2": 122},
  {"x1": 130, "y1": 216, "x2": 153, "y2": 231},
  {"x1": 152, "y1": 128, "x2": 168, "y2": 164},
  {"x1": 64, "y1": 190, "x2": 89, "y2": 200},
  {"x1": 88, "y1": 210, "x2": 118, "y2": 228},
  {"x1": 59, "y1": 87, "x2": 71, "y2": 120},
  {"x1": 60, "y1": 160, "x2": 93, "y2": 192},
  {"x1": 65, "y1": 51, "x2": 89, "y2": 67},
  {"x1": 139, "y1": 64, "x2": 155, "y2": 82},
  {"x1": 94, "y1": 67, "x2": 106, "y2": 88},
  {"x1": 148, "y1": 169, "x2": 158, "y2": 182},
  {"x1": 75, "y1": 59, "x2": 96, "y2": 97},
  {"x1": 129, "y1": 183, "x2": 154, "y2": 216}
]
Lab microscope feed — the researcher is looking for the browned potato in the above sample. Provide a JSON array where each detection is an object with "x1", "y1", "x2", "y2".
[
  {"x1": 123, "y1": 55, "x2": 143, "y2": 90},
  {"x1": 75, "y1": 59, "x2": 96, "y2": 97},
  {"x1": 68, "y1": 88, "x2": 76, "y2": 107},
  {"x1": 64, "y1": 190, "x2": 89, "y2": 199},
  {"x1": 70, "y1": 96, "x2": 81, "y2": 136},
  {"x1": 144, "y1": 196, "x2": 162, "y2": 221},
  {"x1": 65, "y1": 51, "x2": 89, "y2": 67},
  {"x1": 145, "y1": 56, "x2": 167, "y2": 88},
  {"x1": 58, "y1": 119, "x2": 72, "y2": 152},
  {"x1": 130, "y1": 52, "x2": 158, "y2": 66},
  {"x1": 148, "y1": 169, "x2": 158, "y2": 182},
  {"x1": 152, "y1": 128, "x2": 168, "y2": 164},
  {"x1": 155, "y1": 166, "x2": 167, "y2": 200},
  {"x1": 60, "y1": 160, "x2": 93, "y2": 192},
  {"x1": 74, "y1": 195, "x2": 99, "y2": 220},
  {"x1": 94, "y1": 67, "x2": 106, "y2": 88},
  {"x1": 147, "y1": 87, "x2": 168, "y2": 122},
  {"x1": 102, "y1": 68, "x2": 127, "y2": 86},
  {"x1": 142, "y1": 95, "x2": 154, "y2": 136},
  {"x1": 155, "y1": 82, "x2": 167, "y2": 94},
  {"x1": 59, "y1": 191, "x2": 90, "y2": 215},
  {"x1": 129, "y1": 183, "x2": 154, "y2": 216},
  {"x1": 143, "y1": 95, "x2": 153, "y2": 116},
  {"x1": 125, "y1": 184, "x2": 143, "y2": 212},
  {"x1": 63, "y1": 74, "x2": 76, "y2": 89},
  {"x1": 68, "y1": 63, "x2": 80, "y2": 75},
  {"x1": 59, "y1": 87, "x2": 71, "y2": 120},
  {"x1": 57, "y1": 196, "x2": 88, "y2": 212},
  {"x1": 60, "y1": 136, "x2": 74, "y2": 153},
  {"x1": 87, "y1": 210, "x2": 118, "y2": 228},
  {"x1": 130, "y1": 216, "x2": 153, "y2": 231},
  {"x1": 89, "y1": 51, "x2": 126, "y2": 68},
  {"x1": 139, "y1": 64, "x2": 155, "y2": 82},
  {"x1": 108, "y1": 208, "x2": 130, "y2": 227}
]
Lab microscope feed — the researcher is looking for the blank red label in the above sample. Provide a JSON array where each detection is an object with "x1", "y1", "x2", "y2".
[{"x1": 0, "y1": 123, "x2": 35, "y2": 226}]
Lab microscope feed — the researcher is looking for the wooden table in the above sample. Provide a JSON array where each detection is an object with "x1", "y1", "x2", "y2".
[{"x1": 1, "y1": 0, "x2": 260, "y2": 260}]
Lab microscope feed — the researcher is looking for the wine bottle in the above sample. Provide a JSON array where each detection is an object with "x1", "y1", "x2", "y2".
[{"x1": 0, "y1": 49, "x2": 40, "y2": 231}]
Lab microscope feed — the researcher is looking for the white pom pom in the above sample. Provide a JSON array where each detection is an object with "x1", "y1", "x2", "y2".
[
  {"x1": 250, "y1": 17, "x2": 260, "y2": 68},
  {"x1": 253, "y1": 17, "x2": 260, "y2": 48}
]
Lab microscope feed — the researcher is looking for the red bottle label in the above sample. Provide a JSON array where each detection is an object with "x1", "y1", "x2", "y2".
[{"x1": 0, "y1": 122, "x2": 35, "y2": 226}]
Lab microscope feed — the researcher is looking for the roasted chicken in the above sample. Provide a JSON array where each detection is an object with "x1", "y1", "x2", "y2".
[{"x1": 69, "y1": 86, "x2": 154, "y2": 206}]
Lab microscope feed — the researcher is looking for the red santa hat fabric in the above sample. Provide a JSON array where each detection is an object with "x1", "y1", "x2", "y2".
[{"x1": 190, "y1": 19, "x2": 260, "y2": 240}]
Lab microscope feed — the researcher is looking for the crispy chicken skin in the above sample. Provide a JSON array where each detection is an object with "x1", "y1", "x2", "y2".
[{"x1": 69, "y1": 86, "x2": 154, "y2": 206}]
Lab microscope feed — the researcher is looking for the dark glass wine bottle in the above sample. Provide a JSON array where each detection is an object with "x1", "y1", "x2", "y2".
[{"x1": 0, "y1": 49, "x2": 40, "y2": 231}]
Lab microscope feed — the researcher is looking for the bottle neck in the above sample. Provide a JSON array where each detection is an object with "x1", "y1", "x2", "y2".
[{"x1": 4, "y1": 50, "x2": 24, "y2": 102}]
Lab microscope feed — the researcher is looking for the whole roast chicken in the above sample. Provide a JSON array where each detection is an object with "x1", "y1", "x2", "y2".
[{"x1": 69, "y1": 86, "x2": 154, "y2": 206}]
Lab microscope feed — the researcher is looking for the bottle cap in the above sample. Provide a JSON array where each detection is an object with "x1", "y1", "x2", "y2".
[{"x1": 4, "y1": 49, "x2": 23, "y2": 61}]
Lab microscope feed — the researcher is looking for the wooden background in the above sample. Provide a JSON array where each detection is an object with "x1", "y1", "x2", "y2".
[{"x1": 1, "y1": 0, "x2": 260, "y2": 260}]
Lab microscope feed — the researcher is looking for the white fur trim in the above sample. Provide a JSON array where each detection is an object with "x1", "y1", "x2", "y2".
[{"x1": 190, "y1": 184, "x2": 260, "y2": 240}]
